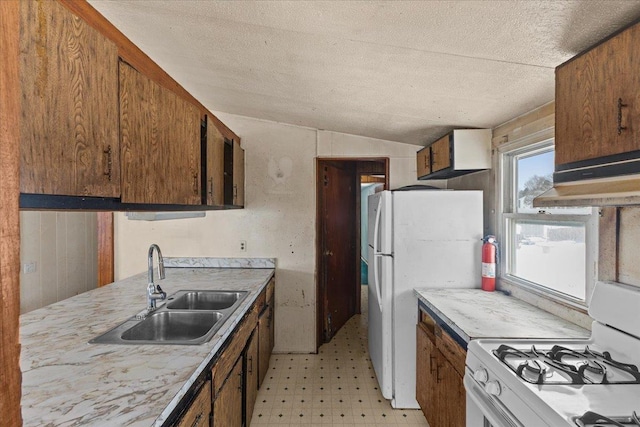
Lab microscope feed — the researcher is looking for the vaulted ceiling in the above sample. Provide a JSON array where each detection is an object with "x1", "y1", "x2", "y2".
[{"x1": 88, "y1": 0, "x2": 640, "y2": 145}]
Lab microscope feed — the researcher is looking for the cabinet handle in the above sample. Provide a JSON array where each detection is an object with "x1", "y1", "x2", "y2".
[
  {"x1": 429, "y1": 354, "x2": 436, "y2": 373},
  {"x1": 192, "y1": 172, "x2": 199, "y2": 194},
  {"x1": 190, "y1": 412, "x2": 203, "y2": 427},
  {"x1": 233, "y1": 184, "x2": 238, "y2": 202},
  {"x1": 103, "y1": 145, "x2": 112, "y2": 181},
  {"x1": 248, "y1": 355, "x2": 253, "y2": 374},
  {"x1": 436, "y1": 364, "x2": 442, "y2": 384},
  {"x1": 618, "y1": 98, "x2": 628, "y2": 135},
  {"x1": 238, "y1": 371, "x2": 243, "y2": 390},
  {"x1": 208, "y1": 178, "x2": 213, "y2": 197}
]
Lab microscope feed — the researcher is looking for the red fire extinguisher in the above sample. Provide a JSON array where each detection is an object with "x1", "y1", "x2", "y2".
[{"x1": 481, "y1": 235, "x2": 498, "y2": 292}]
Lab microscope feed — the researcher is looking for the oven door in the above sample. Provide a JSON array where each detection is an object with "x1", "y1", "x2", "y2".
[{"x1": 464, "y1": 373, "x2": 523, "y2": 427}]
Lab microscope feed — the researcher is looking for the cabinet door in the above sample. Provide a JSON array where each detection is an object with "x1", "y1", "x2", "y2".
[
  {"x1": 438, "y1": 355, "x2": 466, "y2": 427},
  {"x1": 258, "y1": 305, "x2": 271, "y2": 387},
  {"x1": 556, "y1": 23, "x2": 640, "y2": 166},
  {"x1": 416, "y1": 324, "x2": 437, "y2": 426},
  {"x1": 119, "y1": 61, "x2": 201, "y2": 205},
  {"x1": 205, "y1": 118, "x2": 225, "y2": 206},
  {"x1": 176, "y1": 381, "x2": 211, "y2": 427},
  {"x1": 20, "y1": 0, "x2": 120, "y2": 197},
  {"x1": 232, "y1": 140, "x2": 245, "y2": 206},
  {"x1": 245, "y1": 330, "x2": 259, "y2": 425},
  {"x1": 268, "y1": 297, "x2": 275, "y2": 354},
  {"x1": 416, "y1": 147, "x2": 431, "y2": 178},
  {"x1": 213, "y1": 357, "x2": 242, "y2": 427},
  {"x1": 430, "y1": 135, "x2": 451, "y2": 173}
]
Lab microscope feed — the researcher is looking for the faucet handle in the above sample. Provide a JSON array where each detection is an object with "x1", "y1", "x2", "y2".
[{"x1": 156, "y1": 284, "x2": 166, "y2": 298}]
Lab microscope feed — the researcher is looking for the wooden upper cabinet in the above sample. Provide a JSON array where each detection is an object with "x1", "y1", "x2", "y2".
[
  {"x1": 233, "y1": 140, "x2": 245, "y2": 207},
  {"x1": 119, "y1": 61, "x2": 201, "y2": 205},
  {"x1": 205, "y1": 118, "x2": 225, "y2": 206},
  {"x1": 556, "y1": 22, "x2": 640, "y2": 167},
  {"x1": 430, "y1": 135, "x2": 451, "y2": 173},
  {"x1": 416, "y1": 146, "x2": 431, "y2": 178},
  {"x1": 20, "y1": 0, "x2": 120, "y2": 197}
]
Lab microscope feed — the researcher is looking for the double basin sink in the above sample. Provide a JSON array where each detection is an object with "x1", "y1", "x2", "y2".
[{"x1": 90, "y1": 290, "x2": 248, "y2": 345}]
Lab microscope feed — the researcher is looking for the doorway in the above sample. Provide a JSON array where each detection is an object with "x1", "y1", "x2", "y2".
[{"x1": 316, "y1": 158, "x2": 388, "y2": 349}]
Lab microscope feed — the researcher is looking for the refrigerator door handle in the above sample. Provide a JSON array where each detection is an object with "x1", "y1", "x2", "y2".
[{"x1": 372, "y1": 196, "x2": 383, "y2": 310}]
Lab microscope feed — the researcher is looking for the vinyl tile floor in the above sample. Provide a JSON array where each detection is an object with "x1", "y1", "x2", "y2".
[{"x1": 249, "y1": 286, "x2": 429, "y2": 426}]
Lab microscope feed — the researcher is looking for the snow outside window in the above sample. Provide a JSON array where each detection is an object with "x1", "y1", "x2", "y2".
[{"x1": 500, "y1": 138, "x2": 597, "y2": 304}]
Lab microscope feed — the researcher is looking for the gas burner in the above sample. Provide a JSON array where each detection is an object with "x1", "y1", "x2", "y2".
[
  {"x1": 574, "y1": 411, "x2": 640, "y2": 427},
  {"x1": 492, "y1": 344, "x2": 640, "y2": 385}
]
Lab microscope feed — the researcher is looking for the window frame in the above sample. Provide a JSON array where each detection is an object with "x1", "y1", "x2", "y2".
[{"x1": 496, "y1": 128, "x2": 598, "y2": 308}]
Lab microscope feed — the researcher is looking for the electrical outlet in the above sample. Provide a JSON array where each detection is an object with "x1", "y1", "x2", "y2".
[
  {"x1": 23, "y1": 262, "x2": 37, "y2": 274},
  {"x1": 240, "y1": 240, "x2": 247, "y2": 252}
]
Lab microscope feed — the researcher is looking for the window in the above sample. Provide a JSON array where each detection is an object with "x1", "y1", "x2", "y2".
[{"x1": 499, "y1": 136, "x2": 597, "y2": 304}]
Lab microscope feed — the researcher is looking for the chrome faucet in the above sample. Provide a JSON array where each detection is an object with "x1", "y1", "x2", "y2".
[{"x1": 147, "y1": 244, "x2": 166, "y2": 311}]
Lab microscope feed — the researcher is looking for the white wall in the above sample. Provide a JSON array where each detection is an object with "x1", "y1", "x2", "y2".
[
  {"x1": 114, "y1": 113, "x2": 439, "y2": 353},
  {"x1": 20, "y1": 211, "x2": 98, "y2": 313}
]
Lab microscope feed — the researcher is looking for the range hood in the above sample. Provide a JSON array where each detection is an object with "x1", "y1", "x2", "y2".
[{"x1": 533, "y1": 174, "x2": 640, "y2": 207}]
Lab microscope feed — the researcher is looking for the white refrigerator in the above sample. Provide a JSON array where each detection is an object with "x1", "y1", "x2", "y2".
[{"x1": 367, "y1": 189, "x2": 483, "y2": 409}]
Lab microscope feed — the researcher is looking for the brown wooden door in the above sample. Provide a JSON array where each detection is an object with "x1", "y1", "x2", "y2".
[
  {"x1": 245, "y1": 330, "x2": 258, "y2": 425},
  {"x1": 556, "y1": 22, "x2": 640, "y2": 166},
  {"x1": 20, "y1": 0, "x2": 120, "y2": 197},
  {"x1": 319, "y1": 161, "x2": 357, "y2": 342},
  {"x1": 233, "y1": 140, "x2": 245, "y2": 206},
  {"x1": 119, "y1": 61, "x2": 201, "y2": 205},
  {"x1": 213, "y1": 357, "x2": 242, "y2": 427},
  {"x1": 206, "y1": 117, "x2": 225, "y2": 206},
  {"x1": 268, "y1": 296, "x2": 275, "y2": 354}
]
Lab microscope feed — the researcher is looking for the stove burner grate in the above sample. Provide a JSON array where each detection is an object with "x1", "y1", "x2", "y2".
[
  {"x1": 492, "y1": 344, "x2": 640, "y2": 385},
  {"x1": 574, "y1": 410, "x2": 640, "y2": 427}
]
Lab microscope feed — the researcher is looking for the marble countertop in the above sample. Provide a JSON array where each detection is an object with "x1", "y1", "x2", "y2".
[
  {"x1": 21, "y1": 266, "x2": 274, "y2": 427},
  {"x1": 414, "y1": 289, "x2": 590, "y2": 344}
]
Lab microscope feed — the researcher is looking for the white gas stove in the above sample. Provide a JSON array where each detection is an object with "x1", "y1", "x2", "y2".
[{"x1": 465, "y1": 281, "x2": 640, "y2": 427}]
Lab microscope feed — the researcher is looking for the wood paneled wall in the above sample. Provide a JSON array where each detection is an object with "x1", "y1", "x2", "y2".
[{"x1": 0, "y1": 1, "x2": 23, "y2": 424}]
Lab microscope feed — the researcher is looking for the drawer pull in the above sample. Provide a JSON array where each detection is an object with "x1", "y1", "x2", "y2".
[
  {"x1": 208, "y1": 177, "x2": 213, "y2": 197},
  {"x1": 190, "y1": 412, "x2": 203, "y2": 427},
  {"x1": 248, "y1": 355, "x2": 253, "y2": 374},
  {"x1": 103, "y1": 145, "x2": 112, "y2": 181},
  {"x1": 192, "y1": 172, "x2": 199, "y2": 194},
  {"x1": 618, "y1": 98, "x2": 628, "y2": 135}
]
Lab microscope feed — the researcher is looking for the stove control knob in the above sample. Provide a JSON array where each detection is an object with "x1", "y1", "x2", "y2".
[
  {"x1": 484, "y1": 380, "x2": 502, "y2": 397},
  {"x1": 473, "y1": 368, "x2": 489, "y2": 383}
]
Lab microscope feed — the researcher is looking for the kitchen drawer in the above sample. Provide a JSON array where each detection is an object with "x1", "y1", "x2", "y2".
[
  {"x1": 419, "y1": 308, "x2": 437, "y2": 341},
  {"x1": 435, "y1": 326, "x2": 466, "y2": 377}
]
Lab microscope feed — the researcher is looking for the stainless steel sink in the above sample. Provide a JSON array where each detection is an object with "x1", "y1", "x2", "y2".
[
  {"x1": 89, "y1": 289, "x2": 248, "y2": 345},
  {"x1": 166, "y1": 290, "x2": 247, "y2": 310},
  {"x1": 121, "y1": 311, "x2": 223, "y2": 342}
]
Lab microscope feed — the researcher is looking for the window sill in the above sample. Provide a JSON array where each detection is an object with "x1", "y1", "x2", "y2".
[{"x1": 498, "y1": 277, "x2": 592, "y2": 330}]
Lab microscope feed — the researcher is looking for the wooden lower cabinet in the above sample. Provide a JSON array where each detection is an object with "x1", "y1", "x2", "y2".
[
  {"x1": 245, "y1": 330, "x2": 259, "y2": 425},
  {"x1": 416, "y1": 324, "x2": 437, "y2": 424},
  {"x1": 176, "y1": 381, "x2": 211, "y2": 427},
  {"x1": 213, "y1": 357, "x2": 243, "y2": 426},
  {"x1": 258, "y1": 304, "x2": 271, "y2": 387},
  {"x1": 416, "y1": 309, "x2": 466, "y2": 427}
]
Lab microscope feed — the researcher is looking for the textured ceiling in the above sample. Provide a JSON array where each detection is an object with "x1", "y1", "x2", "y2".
[{"x1": 88, "y1": 0, "x2": 640, "y2": 145}]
